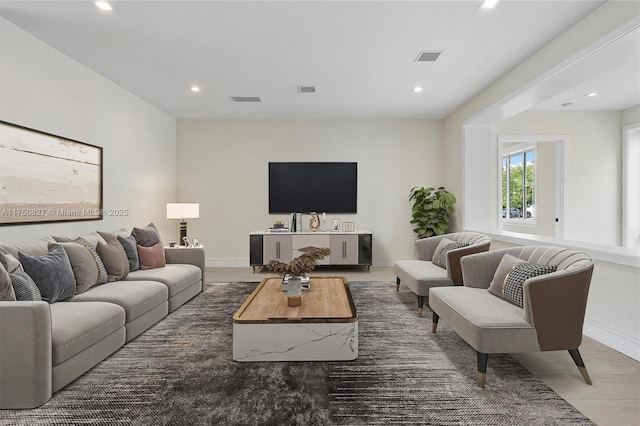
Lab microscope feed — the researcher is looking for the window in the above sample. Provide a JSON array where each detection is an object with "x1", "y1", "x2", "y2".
[{"x1": 502, "y1": 146, "x2": 536, "y2": 221}]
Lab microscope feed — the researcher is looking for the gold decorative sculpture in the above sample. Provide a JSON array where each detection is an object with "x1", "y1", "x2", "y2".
[{"x1": 309, "y1": 212, "x2": 320, "y2": 232}]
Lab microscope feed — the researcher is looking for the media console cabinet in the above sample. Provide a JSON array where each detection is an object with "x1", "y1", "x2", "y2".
[{"x1": 249, "y1": 230, "x2": 372, "y2": 272}]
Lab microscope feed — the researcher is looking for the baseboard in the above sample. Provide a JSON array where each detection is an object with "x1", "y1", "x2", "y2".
[{"x1": 583, "y1": 318, "x2": 640, "y2": 361}]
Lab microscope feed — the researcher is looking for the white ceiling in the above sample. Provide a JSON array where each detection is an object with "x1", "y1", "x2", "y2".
[{"x1": 3, "y1": 0, "x2": 633, "y2": 120}]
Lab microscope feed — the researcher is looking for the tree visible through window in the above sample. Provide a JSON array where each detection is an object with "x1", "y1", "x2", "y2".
[{"x1": 502, "y1": 148, "x2": 535, "y2": 220}]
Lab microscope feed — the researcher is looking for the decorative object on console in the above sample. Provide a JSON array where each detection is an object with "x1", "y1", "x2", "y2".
[
  {"x1": 409, "y1": 186, "x2": 457, "y2": 238},
  {"x1": 265, "y1": 246, "x2": 331, "y2": 307},
  {"x1": 309, "y1": 212, "x2": 320, "y2": 232},
  {"x1": 321, "y1": 212, "x2": 327, "y2": 232},
  {"x1": 166, "y1": 203, "x2": 200, "y2": 245},
  {"x1": 192, "y1": 238, "x2": 200, "y2": 247},
  {"x1": 331, "y1": 218, "x2": 340, "y2": 232}
]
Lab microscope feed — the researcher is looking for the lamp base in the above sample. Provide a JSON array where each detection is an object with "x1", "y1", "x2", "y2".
[{"x1": 179, "y1": 221, "x2": 187, "y2": 245}]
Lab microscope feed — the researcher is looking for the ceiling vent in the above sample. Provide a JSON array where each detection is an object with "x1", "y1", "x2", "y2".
[
  {"x1": 229, "y1": 96, "x2": 262, "y2": 103},
  {"x1": 415, "y1": 51, "x2": 442, "y2": 62},
  {"x1": 298, "y1": 85, "x2": 316, "y2": 93}
]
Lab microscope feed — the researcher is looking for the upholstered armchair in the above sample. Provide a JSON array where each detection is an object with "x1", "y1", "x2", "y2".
[
  {"x1": 394, "y1": 232, "x2": 491, "y2": 317},
  {"x1": 429, "y1": 246, "x2": 595, "y2": 388}
]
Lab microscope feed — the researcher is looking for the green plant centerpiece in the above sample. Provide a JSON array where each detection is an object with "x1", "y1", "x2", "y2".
[
  {"x1": 409, "y1": 186, "x2": 457, "y2": 238},
  {"x1": 266, "y1": 246, "x2": 331, "y2": 307}
]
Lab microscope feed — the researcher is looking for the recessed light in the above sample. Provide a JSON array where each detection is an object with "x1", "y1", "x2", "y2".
[
  {"x1": 479, "y1": 0, "x2": 499, "y2": 9},
  {"x1": 190, "y1": 86, "x2": 201, "y2": 93},
  {"x1": 413, "y1": 86, "x2": 423, "y2": 93},
  {"x1": 585, "y1": 92, "x2": 599, "y2": 97},
  {"x1": 95, "y1": 2, "x2": 113, "y2": 11}
]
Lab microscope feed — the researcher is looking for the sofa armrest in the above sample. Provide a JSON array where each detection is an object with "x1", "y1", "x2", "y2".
[
  {"x1": 164, "y1": 247, "x2": 206, "y2": 283},
  {"x1": 460, "y1": 250, "x2": 509, "y2": 289},
  {"x1": 523, "y1": 265, "x2": 594, "y2": 351},
  {"x1": 0, "y1": 301, "x2": 52, "y2": 408},
  {"x1": 446, "y1": 242, "x2": 491, "y2": 285},
  {"x1": 415, "y1": 237, "x2": 442, "y2": 261}
]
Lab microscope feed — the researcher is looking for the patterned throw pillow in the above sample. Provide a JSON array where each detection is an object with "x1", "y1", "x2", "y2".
[
  {"x1": 75, "y1": 237, "x2": 109, "y2": 285},
  {"x1": 437, "y1": 242, "x2": 469, "y2": 269},
  {"x1": 487, "y1": 254, "x2": 526, "y2": 298},
  {"x1": 503, "y1": 263, "x2": 557, "y2": 308},
  {"x1": 9, "y1": 270, "x2": 42, "y2": 301}
]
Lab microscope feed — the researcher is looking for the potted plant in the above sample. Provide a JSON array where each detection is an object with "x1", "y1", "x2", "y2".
[
  {"x1": 266, "y1": 246, "x2": 331, "y2": 306},
  {"x1": 409, "y1": 186, "x2": 457, "y2": 239}
]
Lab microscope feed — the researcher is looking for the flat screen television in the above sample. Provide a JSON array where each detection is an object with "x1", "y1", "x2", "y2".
[{"x1": 269, "y1": 162, "x2": 357, "y2": 213}]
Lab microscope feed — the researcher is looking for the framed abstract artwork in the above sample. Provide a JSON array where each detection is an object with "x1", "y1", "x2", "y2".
[{"x1": 0, "y1": 121, "x2": 103, "y2": 225}]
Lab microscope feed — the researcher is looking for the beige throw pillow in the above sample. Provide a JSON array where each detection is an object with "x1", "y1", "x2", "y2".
[{"x1": 488, "y1": 254, "x2": 526, "y2": 298}]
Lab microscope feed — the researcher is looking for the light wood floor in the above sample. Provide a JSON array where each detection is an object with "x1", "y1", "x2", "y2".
[{"x1": 209, "y1": 266, "x2": 640, "y2": 426}]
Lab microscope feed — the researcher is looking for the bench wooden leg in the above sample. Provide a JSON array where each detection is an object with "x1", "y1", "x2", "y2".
[
  {"x1": 569, "y1": 348, "x2": 592, "y2": 385},
  {"x1": 396, "y1": 277, "x2": 400, "y2": 291},
  {"x1": 417, "y1": 295, "x2": 424, "y2": 318},
  {"x1": 432, "y1": 311, "x2": 439, "y2": 333},
  {"x1": 477, "y1": 351, "x2": 488, "y2": 389}
]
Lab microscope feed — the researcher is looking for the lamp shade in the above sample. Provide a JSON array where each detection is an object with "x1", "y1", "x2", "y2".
[{"x1": 166, "y1": 203, "x2": 199, "y2": 220}]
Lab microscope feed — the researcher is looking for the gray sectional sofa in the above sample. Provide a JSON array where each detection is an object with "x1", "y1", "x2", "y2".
[{"x1": 0, "y1": 229, "x2": 205, "y2": 409}]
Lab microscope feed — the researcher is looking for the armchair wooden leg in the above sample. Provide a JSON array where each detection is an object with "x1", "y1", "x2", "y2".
[
  {"x1": 432, "y1": 312, "x2": 439, "y2": 333},
  {"x1": 477, "y1": 352, "x2": 488, "y2": 389},
  {"x1": 568, "y1": 348, "x2": 592, "y2": 385},
  {"x1": 417, "y1": 295, "x2": 424, "y2": 318},
  {"x1": 396, "y1": 277, "x2": 400, "y2": 292}
]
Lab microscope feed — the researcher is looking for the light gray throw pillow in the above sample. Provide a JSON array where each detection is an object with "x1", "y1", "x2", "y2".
[
  {"x1": 487, "y1": 254, "x2": 526, "y2": 298},
  {"x1": 49, "y1": 242, "x2": 100, "y2": 294},
  {"x1": 0, "y1": 261, "x2": 16, "y2": 301},
  {"x1": 132, "y1": 222, "x2": 162, "y2": 247}
]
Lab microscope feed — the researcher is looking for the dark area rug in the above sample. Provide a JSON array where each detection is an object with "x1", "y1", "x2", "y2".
[{"x1": 0, "y1": 281, "x2": 593, "y2": 425}]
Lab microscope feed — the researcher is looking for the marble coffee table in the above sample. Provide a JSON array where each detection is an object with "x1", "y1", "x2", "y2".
[{"x1": 232, "y1": 276, "x2": 358, "y2": 362}]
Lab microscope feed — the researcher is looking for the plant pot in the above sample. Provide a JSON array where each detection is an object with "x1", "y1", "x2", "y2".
[{"x1": 287, "y1": 277, "x2": 302, "y2": 307}]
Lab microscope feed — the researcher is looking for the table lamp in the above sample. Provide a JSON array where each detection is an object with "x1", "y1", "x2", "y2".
[{"x1": 166, "y1": 203, "x2": 199, "y2": 245}]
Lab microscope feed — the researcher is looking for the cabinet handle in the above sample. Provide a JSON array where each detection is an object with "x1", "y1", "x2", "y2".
[
  {"x1": 343, "y1": 241, "x2": 347, "y2": 259},
  {"x1": 276, "y1": 241, "x2": 280, "y2": 259}
]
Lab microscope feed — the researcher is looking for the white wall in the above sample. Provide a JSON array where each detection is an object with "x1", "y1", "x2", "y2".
[
  {"x1": 176, "y1": 119, "x2": 444, "y2": 266},
  {"x1": 443, "y1": 2, "x2": 640, "y2": 360},
  {"x1": 0, "y1": 18, "x2": 177, "y2": 243},
  {"x1": 497, "y1": 110, "x2": 621, "y2": 246}
]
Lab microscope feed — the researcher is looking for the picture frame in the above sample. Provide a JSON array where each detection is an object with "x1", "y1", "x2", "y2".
[
  {"x1": 192, "y1": 238, "x2": 200, "y2": 247},
  {"x1": 182, "y1": 236, "x2": 192, "y2": 247},
  {"x1": 0, "y1": 121, "x2": 103, "y2": 226},
  {"x1": 331, "y1": 218, "x2": 340, "y2": 232}
]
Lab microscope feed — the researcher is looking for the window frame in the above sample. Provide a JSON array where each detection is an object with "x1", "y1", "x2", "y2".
[{"x1": 500, "y1": 142, "x2": 538, "y2": 227}]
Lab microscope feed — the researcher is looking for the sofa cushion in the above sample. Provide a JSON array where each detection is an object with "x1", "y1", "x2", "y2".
[
  {"x1": 70, "y1": 281, "x2": 168, "y2": 323},
  {"x1": 429, "y1": 286, "x2": 540, "y2": 353},
  {"x1": 0, "y1": 252, "x2": 42, "y2": 301},
  {"x1": 394, "y1": 259, "x2": 452, "y2": 296},
  {"x1": 431, "y1": 238, "x2": 455, "y2": 267},
  {"x1": 436, "y1": 242, "x2": 469, "y2": 269},
  {"x1": 125, "y1": 264, "x2": 202, "y2": 298},
  {"x1": 117, "y1": 234, "x2": 140, "y2": 272},
  {"x1": 49, "y1": 242, "x2": 100, "y2": 294},
  {"x1": 0, "y1": 237, "x2": 57, "y2": 258},
  {"x1": 137, "y1": 243, "x2": 166, "y2": 270},
  {"x1": 503, "y1": 263, "x2": 557, "y2": 308},
  {"x1": 96, "y1": 239, "x2": 130, "y2": 282},
  {"x1": 0, "y1": 261, "x2": 16, "y2": 301},
  {"x1": 50, "y1": 301, "x2": 125, "y2": 366},
  {"x1": 487, "y1": 254, "x2": 526, "y2": 298},
  {"x1": 75, "y1": 238, "x2": 109, "y2": 285},
  {"x1": 19, "y1": 245, "x2": 76, "y2": 303},
  {"x1": 54, "y1": 232, "x2": 106, "y2": 250},
  {"x1": 132, "y1": 222, "x2": 162, "y2": 247}
]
